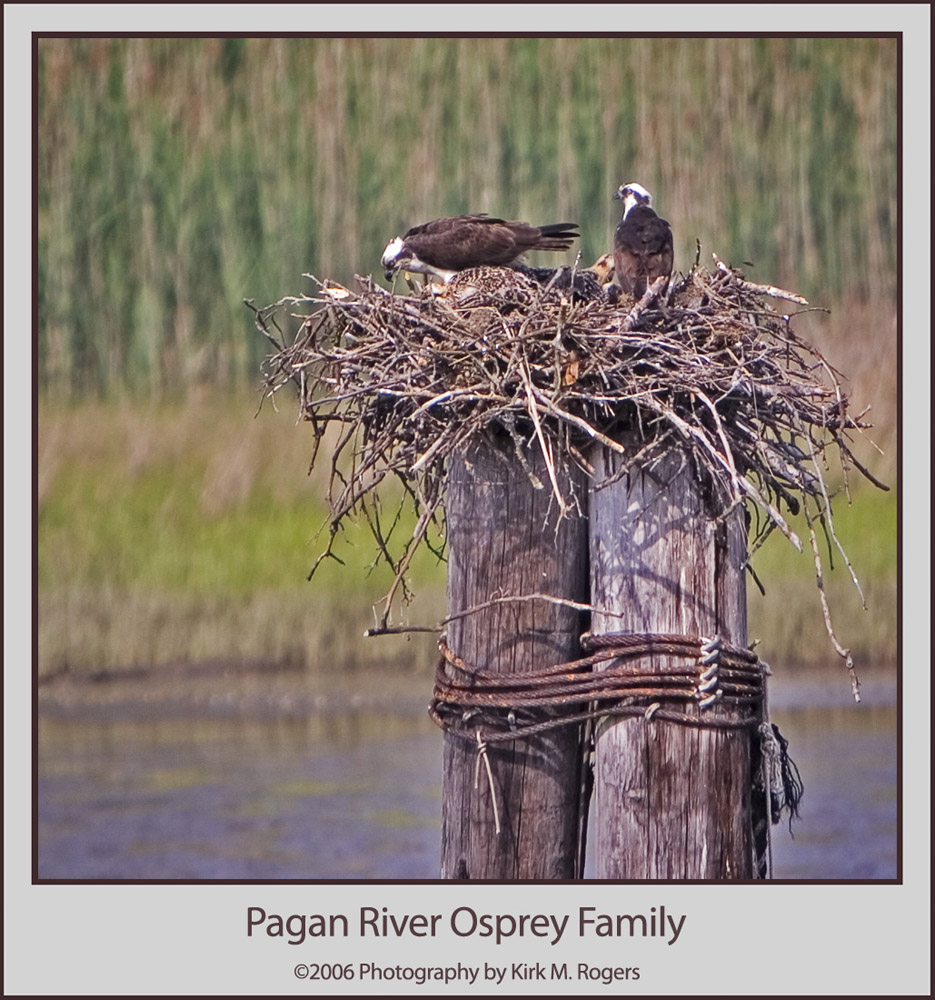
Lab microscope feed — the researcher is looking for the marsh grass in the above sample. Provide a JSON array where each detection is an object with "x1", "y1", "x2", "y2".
[
  {"x1": 38, "y1": 388, "x2": 894, "y2": 677},
  {"x1": 37, "y1": 393, "x2": 447, "y2": 676},
  {"x1": 747, "y1": 486, "x2": 897, "y2": 669}
]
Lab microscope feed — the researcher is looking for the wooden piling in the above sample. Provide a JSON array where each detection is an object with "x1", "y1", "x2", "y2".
[
  {"x1": 588, "y1": 440, "x2": 753, "y2": 879},
  {"x1": 440, "y1": 434, "x2": 589, "y2": 879}
]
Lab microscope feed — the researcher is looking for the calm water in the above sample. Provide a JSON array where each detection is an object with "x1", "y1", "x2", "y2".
[{"x1": 36, "y1": 671, "x2": 897, "y2": 881}]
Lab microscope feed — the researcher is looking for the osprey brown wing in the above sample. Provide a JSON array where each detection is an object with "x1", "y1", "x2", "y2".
[
  {"x1": 502, "y1": 220, "x2": 580, "y2": 255},
  {"x1": 398, "y1": 216, "x2": 578, "y2": 271},
  {"x1": 401, "y1": 213, "x2": 495, "y2": 239},
  {"x1": 613, "y1": 206, "x2": 673, "y2": 298},
  {"x1": 415, "y1": 217, "x2": 517, "y2": 270}
]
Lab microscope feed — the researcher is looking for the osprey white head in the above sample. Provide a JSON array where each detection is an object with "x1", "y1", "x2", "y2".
[
  {"x1": 613, "y1": 182, "x2": 653, "y2": 219},
  {"x1": 381, "y1": 235, "x2": 457, "y2": 283},
  {"x1": 381, "y1": 236, "x2": 407, "y2": 276}
]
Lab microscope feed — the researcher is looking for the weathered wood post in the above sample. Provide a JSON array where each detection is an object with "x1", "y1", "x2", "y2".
[
  {"x1": 588, "y1": 437, "x2": 754, "y2": 879},
  {"x1": 439, "y1": 433, "x2": 589, "y2": 879},
  {"x1": 254, "y1": 249, "x2": 839, "y2": 884}
]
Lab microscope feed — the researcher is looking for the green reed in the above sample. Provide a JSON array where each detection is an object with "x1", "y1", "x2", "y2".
[{"x1": 38, "y1": 36, "x2": 897, "y2": 397}]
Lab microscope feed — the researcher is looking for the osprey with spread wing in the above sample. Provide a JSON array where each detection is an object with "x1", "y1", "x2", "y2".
[{"x1": 381, "y1": 214, "x2": 579, "y2": 283}]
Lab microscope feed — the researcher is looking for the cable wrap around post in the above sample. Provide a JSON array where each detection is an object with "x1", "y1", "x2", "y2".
[
  {"x1": 430, "y1": 630, "x2": 769, "y2": 741},
  {"x1": 431, "y1": 627, "x2": 802, "y2": 878}
]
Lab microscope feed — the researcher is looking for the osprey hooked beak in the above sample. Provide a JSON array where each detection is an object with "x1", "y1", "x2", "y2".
[{"x1": 381, "y1": 236, "x2": 406, "y2": 281}]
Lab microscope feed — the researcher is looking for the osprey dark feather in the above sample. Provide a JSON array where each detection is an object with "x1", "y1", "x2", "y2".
[
  {"x1": 612, "y1": 182, "x2": 674, "y2": 298},
  {"x1": 381, "y1": 214, "x2": 579, "y2": 283}
]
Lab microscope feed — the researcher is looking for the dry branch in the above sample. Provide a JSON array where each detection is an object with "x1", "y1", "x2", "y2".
[{"x1": 251, "y1": 260, "x2": 885, "y2": 678}]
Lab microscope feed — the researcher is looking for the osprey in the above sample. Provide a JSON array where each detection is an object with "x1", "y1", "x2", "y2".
[
  {"x1": 612, "y1": 182, "x2": 674, "y2": 298},
  {"x1": 381, "y1": 214, "x2": 579, "y2": 283},
  {"x1": 516, "y1": 253, "x2": 616, "y2": 302},
  {"x1": 444, "y1": 264, "x2": 541, "y2": 310}
]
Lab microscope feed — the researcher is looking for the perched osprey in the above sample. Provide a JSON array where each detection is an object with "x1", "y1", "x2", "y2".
[
  {"x1": 612, "y1": 182, "x2": 674, "y2": 298},
  {"x1": 381, "y1": 214, "x2": 579, "y2": 283}
]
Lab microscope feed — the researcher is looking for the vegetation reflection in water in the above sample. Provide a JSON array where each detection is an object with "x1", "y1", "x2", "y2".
[{"x1": 37, "y1": 673, "x2": 895, "y2": 881}]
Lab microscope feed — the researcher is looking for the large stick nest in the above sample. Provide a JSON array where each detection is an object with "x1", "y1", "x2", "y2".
[{"x1": 248, "y1": 253, "x2": 886, "y2": 695}]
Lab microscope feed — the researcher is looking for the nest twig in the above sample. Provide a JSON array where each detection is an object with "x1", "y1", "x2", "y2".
[{"x1": 248, "y1": 256, "x2": 886, "y2": 695}]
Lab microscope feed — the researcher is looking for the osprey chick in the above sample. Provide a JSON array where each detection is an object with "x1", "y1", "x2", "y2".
[
  {"x1": 585, "y1": 252, "x2": 615, "y2": 286},
  {"x1": 612, "y1": 182, "x2": 673, "y2": 298},
  {"x1": 381, "y1": 214, "x2": 579, "y2": 283},
  {"x1": 516, "y1": 253, "x2": 616, "y2": 302}
]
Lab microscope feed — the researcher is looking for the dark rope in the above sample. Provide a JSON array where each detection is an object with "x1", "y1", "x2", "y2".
[
  {"x1": 429, "y1": 631, "x2": 767, "y2": 744},
  {"x1": 772, "y1": 723, "x2": 805, "y2": 828},
  {"x1": 430, "y1": 628, "x2": 802, "y2": 880}
]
